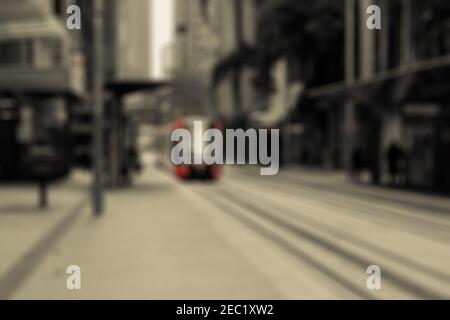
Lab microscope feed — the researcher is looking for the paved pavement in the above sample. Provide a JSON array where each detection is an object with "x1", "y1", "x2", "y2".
[{"x1": 1, "y1": 155, "x2": 450, "y2": 299}]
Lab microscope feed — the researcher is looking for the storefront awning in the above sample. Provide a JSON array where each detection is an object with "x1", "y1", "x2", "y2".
[
  {"x1": 306, "y1": 54, "x2": 450, "y2": 100},
  {"x1": 106, "y1": 80, "x2": 170, "y2": 96}
]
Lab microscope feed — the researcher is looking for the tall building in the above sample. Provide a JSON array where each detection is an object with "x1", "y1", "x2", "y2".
[
  {"x1": 79, "y1": 0, "x2": 152, "y2": 84},
  {"x1": 0, "y1": 0, "x2": 85, "y2": 95},
  {"x1": 0, "y1": 0, "x2": 86, "y2": 180},
  {"x1": 173, "y1": 0, "x2": 258, "y2": 122},
  {"x1": 300, "y1": 0, "x2": 450, "y2": 192},
  {"x1": 174, "y1": 0, "x2": 220, "y2": 79},
  {"x1": 213, "y1": 0, "x2": 259, "y2": 123},
  {"x1": 115, "y1": 0, "x2": 152, "y2": 80},
  {"x1": 73, "y1": 0, "x2": 155, "y2": 186},
  {"x1": 170, "y1": 0, "x2": 222, "y2": 116}
]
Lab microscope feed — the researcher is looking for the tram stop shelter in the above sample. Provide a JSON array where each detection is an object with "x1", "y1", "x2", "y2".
[{"x1": 105, "y1": 80, "x2": 169, "y2": 187}]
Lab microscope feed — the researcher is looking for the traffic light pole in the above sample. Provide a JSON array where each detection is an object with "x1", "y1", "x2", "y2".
[{"x1": 92, "y1": 0, "x2": 104, "y2": 215}]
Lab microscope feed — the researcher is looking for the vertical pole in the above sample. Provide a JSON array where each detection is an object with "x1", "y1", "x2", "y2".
[
  {"x1": 360, "y1": 0, "x2": 379, "y2": 184},
  {"x1": 372, "y1": 0, "x2": 389, "y2": 185},
  {"x1": 345, "y1": 0, "x2": 355, "y2": 84},
  {"x1": 401, "y1": 0, "x2": 412, "y2": 66},
  {"x1": 400, "y1": 0, "x2": 412, "y2": 186},
  {"x1": 344, "y1": 0, "x2": 356, "y2": 172},
  {"x1": 328, "y1": 106, "x2": 337, "y2": 169},
  {"x1": 110, "y1": 95, "x2": 119, "y2": 187},
  {"x1": 233, "y1": 0, "x2": 243, "y2": 118},
  {"x1": 360, "y1": 0, "x2": 375, "y2": 80},
  {"x1": 117, "y1": 96, "x2": 124, "y2": 186},
  {"x1": 379, "y1": 0, "x2": 389, "y2": 71},
  {"x1": 93, "y1": 0, "x2": 104, "y2": 215},
  {"x1": 39, "y1": 179, "x2": 48, "y2": 210}
]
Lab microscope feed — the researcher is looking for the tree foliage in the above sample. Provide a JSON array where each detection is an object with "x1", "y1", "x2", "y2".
[
  {"x1": 212, "y1": 0, "x2": 343, "y2": 92},
  {"x1": 255, "y1": 0, "x2": 343, "y2": 89}
]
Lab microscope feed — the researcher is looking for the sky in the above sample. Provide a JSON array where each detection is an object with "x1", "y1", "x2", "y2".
[{"x1": 151, "y1": 0, "x2": 175, "y2": 79}]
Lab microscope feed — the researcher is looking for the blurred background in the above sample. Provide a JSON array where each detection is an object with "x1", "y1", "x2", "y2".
[{"x1": 0, "y1": 0, "x2": 450, "y2": 300}]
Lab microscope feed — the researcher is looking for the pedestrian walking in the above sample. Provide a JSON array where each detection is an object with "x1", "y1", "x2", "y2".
[{"x1": 387, "y1": 143, "x2": 405, "y2": 186}]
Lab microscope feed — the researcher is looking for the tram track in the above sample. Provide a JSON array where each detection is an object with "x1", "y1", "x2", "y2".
[
  {"x1": 221, "y1": 177, "x2": 450, "y2": 285},
  {"x1": 227, "y1": 169, "x2": 450, "y2": 243},
  {"x1": 189, "y1": 177, "x2": 450, "y2": 299},
  {"x1": 197, "y1": 187, "x2": 376, "y2": 299}
]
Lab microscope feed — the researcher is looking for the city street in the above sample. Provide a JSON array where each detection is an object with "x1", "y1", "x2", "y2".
[
  {"x1": 1, "y1": 0, "x2": 450, "y2": 308},
  {"x1": 1, "y1": 153, "x2": 449, "y2": 300}
]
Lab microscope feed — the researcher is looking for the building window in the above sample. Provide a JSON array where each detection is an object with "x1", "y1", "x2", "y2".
[
  {"x1": 0, "y1": 40, "x2": 33, "y2": 66},
  {"x1": 53, "y1": 0, "x2": 63, "y2": 16},
  {"x1": 34, "y1": 38, "x2": 64, "y2": 69},
  {"x1": 177, "y1": 24, "x2": 188, "y2": 35},
  {"x1": 0, "y1": 38, "x2": 64, "y2": 69},
  {"x1": 200, "y1": 0, "x2": 211, "y2": 23}
]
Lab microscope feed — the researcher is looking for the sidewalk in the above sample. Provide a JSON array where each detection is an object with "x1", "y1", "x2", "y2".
[
  {"x1": 4, "y1": 166, "x2": 286, "y2": 300},
  {"x1": 0, "y1": 172, "x2": 90, "y2": 298}
]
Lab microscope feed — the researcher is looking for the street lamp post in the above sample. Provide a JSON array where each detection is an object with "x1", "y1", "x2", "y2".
[
  {"x1": 92, "y1": 0, "x2": 104, "y2": 215},
  {"x1": 344, "y1": 0, "x2": 356, "y2": 173}
]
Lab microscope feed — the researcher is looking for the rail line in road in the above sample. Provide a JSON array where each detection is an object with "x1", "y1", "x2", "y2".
[
  {"x1": 221, "y1": 177, "x2": 450, "y2": 284},
  {"x1": 262, "y1": 168, "x2": 450, "y2": 216},
  {"x1": 188, "y1": 175, "x2": 450, "y2": 299},
  {"x1": 220, "y1": 186, "x2": 448, "y2": 299},
  {"x1": 284, "y1": 176, "x2": 450, "y2": 217},
  {"x1": 194, "y1": 186, "x2": 376, "y2": 299},
  {"x1": 228, "y1": 169, "x2": 450, "y2": 243}
]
